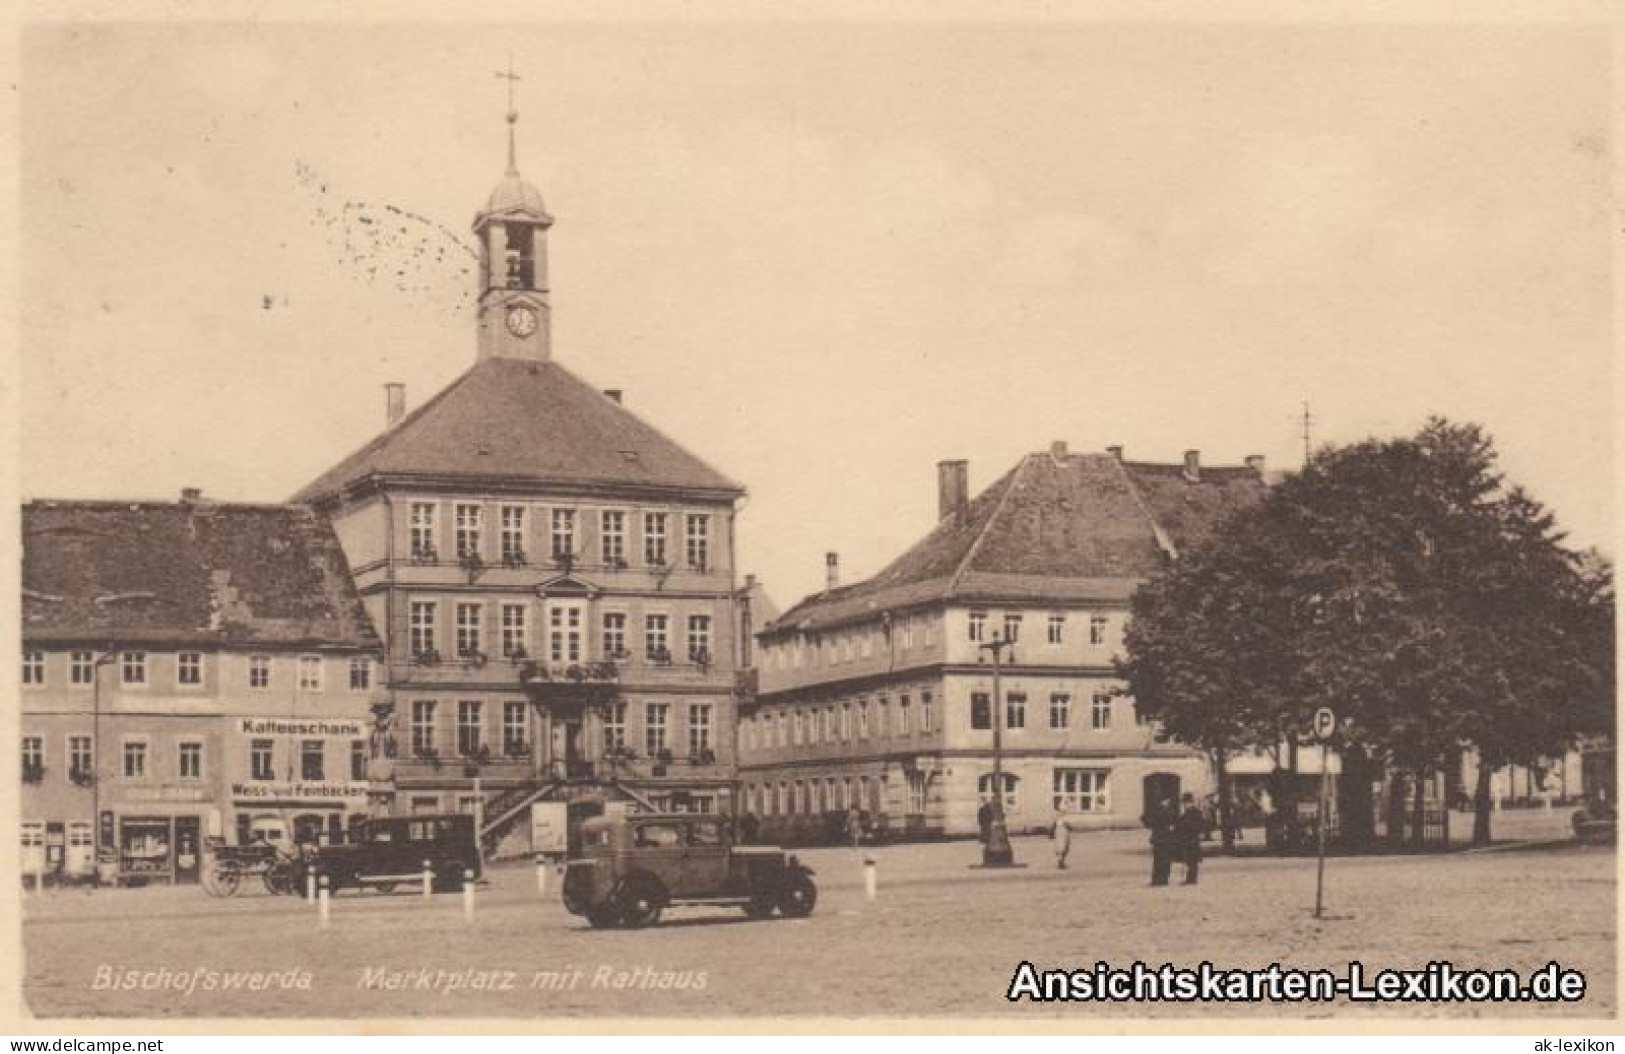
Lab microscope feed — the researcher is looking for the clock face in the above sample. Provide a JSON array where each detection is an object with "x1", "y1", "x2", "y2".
[{"x1": 506, "y1": 306, "x2": 538, "y2": 338}]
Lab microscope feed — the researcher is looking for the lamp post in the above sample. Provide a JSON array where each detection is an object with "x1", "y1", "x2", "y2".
[
  {"x1": 90, "y1": 649, "x2": 119, "y2": 886},
  {"x1": 978, "y1": 631, "x2": 1016, "y2": 867}
]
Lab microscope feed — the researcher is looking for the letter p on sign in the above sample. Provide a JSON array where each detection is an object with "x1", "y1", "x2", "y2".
[{"x1": 1312, "y1": 707, "x2": 1337, "y2": 742}]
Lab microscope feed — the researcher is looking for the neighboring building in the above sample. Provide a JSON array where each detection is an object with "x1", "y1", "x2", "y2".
[
  {"x1": 291, "y1": 105, "x2": 750, "y2": 851},
  {"x1": 742, "y1": 443, "x2": 1267, "y2": 843},
  {"x1": 21, "y1": 497, "x2": 381, "y2": 884}
]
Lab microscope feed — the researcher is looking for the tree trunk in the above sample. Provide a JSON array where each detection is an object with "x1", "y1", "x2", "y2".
[
  {"x1": 1472, "y1": 757, "x2": 1494, "y2": 846},
  {"x1": 1410, "y1": 766, "x2": 1428, "y2": 846},
  {"x1": 1386, "y1": 771, "x2": 1407, "y2": 847},
  {"x1": 1337, "y1": 744, "x2": 1375, "y2": 849},
  {"x1": 1213, "y1": 747, "x2": 1236, "y2": 852}
]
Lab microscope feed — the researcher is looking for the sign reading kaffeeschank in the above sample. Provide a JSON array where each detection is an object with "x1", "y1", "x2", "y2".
[{"x1": 238, "y1": 718, "x2": 366, "y2": 738}]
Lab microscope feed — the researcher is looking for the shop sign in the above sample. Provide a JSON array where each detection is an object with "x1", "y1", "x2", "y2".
[{"x1": 231, "y1": 781, "x2": 368, "y2": 802}]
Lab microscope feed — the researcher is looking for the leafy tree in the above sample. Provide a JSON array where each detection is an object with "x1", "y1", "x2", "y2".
[{"x1": 1119, "y1": 418, "x2": 1612, "y2": 848}]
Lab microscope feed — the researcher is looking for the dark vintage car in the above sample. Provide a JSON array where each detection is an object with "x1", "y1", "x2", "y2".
[
  {"x1": 305, "y1": 813, "x2": 482, "y2": 894},
  {"x1": 562, "y1": 813, "x2": 816, "y2": 928}
]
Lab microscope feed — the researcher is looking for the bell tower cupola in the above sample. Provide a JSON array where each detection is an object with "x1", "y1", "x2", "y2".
[{"x1": 473, "y1": 59, "x2": 554, "y2": 362}]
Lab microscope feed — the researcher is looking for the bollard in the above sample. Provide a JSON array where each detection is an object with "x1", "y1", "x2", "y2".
[
  {"x1": 422, "y1": 859, "x2": 433, "y2": 899},
  {"x1": 863, "y1": 856, "x2": 877, "y2": 901},
  {"x1": 306, "y1": 869, "x2": 317, "y2": 902},
  {"x1": 535, "y1": 856, "x2": 549, "y2": 898},
  {"x1": 462, "y1": 868, "x2": 476, "y2": 922},
  {"x1": 318, "y1": 874, "x2": 331, "y2": 931}
]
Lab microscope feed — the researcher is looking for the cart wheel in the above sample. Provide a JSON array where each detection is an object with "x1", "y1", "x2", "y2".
[{"x1": 212, "y1": 864, "x2": 243, "y2": 898}]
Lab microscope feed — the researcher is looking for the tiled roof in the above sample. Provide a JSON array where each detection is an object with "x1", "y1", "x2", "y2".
[
  {"x1": 22, "y1": 500, "x2": 380, "y2": 648},
  {"x1": 292, "y1": 357, "x2": 743, "y2": 503},
  {"x1": 766, "y1": 451, "x2": 1266, "y2": 634}
]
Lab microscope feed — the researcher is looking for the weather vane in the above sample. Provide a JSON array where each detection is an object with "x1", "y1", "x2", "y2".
[{"x1": 496, "y1": 55, "x2": 522, "y2": 174}]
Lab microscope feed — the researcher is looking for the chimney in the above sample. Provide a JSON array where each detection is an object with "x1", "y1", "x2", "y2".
[
  {"x1": 1245, "y1": 454, "x2": 1266, "y2": 475},
  {"x1": 937, "y1": 460, "x2": 970, "y2": 525},
  {"x1": 1050, "y1": 440, "x2": 1068, "y2": 459},
  {"x1": 1106, "y1": 445, "x2": 1123, "y2": 461},
  {"x1": 825, "y1": 552, "x2": 840, "y2": 591},
  {"x1": 1183, "y1": 449, "x2": 1201, "y2": 482},
  {"x1": 180, "y1": 487, "x2": 202, "y2": 504},
  {"x1": 603, "y1": 389, "x2": 623, "y2": 405},
  {"x1": 384, "y1": 383, "x2": 406, "y2": 428}
]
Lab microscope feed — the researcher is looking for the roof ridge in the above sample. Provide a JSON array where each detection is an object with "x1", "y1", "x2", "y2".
[
  {"x1": 1110, "y1": 455, "x2": 1178, "y2": 560},
  {"x1": 947, "y1": 453, "x2": 1035, "y2": 594}
]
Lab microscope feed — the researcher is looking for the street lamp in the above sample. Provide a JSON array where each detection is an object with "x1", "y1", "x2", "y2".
[
  {"x1": 90, "y1": 648, "x2": 119, "y2": 886},
  {"x1": 977, "y1": 631, "x2": 1017, "y2": 868}
]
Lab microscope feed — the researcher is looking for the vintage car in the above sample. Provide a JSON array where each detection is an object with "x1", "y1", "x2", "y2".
[
  {"x1": 562, "y1": 813, "x2": 816, "y2": 928},
  {"x1": 304, "y1": 813, "x2": 482, "y2": 894}
]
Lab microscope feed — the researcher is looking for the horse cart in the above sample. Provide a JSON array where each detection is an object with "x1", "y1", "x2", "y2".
[{"x1": 201, "y1": 839, "x2": 302, "y2": 897}]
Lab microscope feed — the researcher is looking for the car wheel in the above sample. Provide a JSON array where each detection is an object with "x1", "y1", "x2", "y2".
[
  {"x1": 777, "y1": 872, "x2": 816, "y2": 918},
  {"x1": 586, "y1": 905, "x2": 620, "y2": 929},
  {"x1": 616, "y1": 875, "x2": 665, "y2": 929}
]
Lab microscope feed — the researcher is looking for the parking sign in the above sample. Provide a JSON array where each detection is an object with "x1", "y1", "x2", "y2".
[{"x1": 1313, "y1": 707, "x2": 1338, "y2": 742}]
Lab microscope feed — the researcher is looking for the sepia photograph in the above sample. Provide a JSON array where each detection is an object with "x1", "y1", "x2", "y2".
[{"x1": 11, "y1": 7, "x2": 1618, "y2": 1030}]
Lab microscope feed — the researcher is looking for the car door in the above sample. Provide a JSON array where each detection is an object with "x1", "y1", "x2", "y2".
[{"x1": 681, "y1": 820, "x2": 730, "y2": 897}]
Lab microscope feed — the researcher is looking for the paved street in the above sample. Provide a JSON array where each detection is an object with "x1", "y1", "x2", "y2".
[{"x1": 23, "y1": 812, "x2": 1613, "y2": 1020}]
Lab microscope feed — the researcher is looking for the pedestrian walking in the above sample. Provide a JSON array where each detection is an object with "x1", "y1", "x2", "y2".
[
  {"x1": 1142, "y1": 795, "x2": 1178, "y2": 886},
  {"x1": 846, "y1": 806, "x2": 864, "y2": 849},
  {"x1": 976, "y1": 799, "x2": 994, "y2": 844},
  {"x1": 738, "y1": 811, "x2": 760, "y2": 845},
  {"x1": 1177, "y1": 792, "x2": 1206, "y2": 885},
  {"x1": 1050, "y1": 810, "x2": 1072, "y2": 870}
]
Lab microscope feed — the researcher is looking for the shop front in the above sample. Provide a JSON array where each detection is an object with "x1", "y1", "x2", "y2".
[
  {"x1": 106, "y1": 787, "x2": 218, "y2": 885},
  {"x1": 227, "y1": 716, "x2": 371, "y2": 845}
]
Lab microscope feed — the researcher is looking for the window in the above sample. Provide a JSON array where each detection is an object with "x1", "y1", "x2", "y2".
[
  {"x1": 548, "y1": 604, "x2": 582, "y2": 663},
  {"x1": 249, "y1": 655, "x2": 271, "y2": 690},
  {"x1": 1048, "y1": 614, "x2": 1066, "y2": 645},
  {"x1": 1090, "y1": 614, "x2": 1109, "y2": 646},
  {"x1": 68, "y1": 736, "x2": 92, "y2": 781},
  {"x1": 601, "y1": 510, "x2": 626, "y2": 565},
  {"x1": 1050, "y1": 693, "x2": 1072, "y2": 730},
  {"x1": 977, "y1": 771, "x2": 1018, "y2": 809},
  {"x1": 1091, "y1": 693, "x2": 1112, "y2": 731},
  {"x1": 685, "y1": 514, "x2": 710, "y2": 570},
  {"x1": 456, "y1": 603, "x2": 484, "y2": 659},
  {"x1": 348, "y1": 657, "x2": 372, "y2": 691},
  {"x1": 645, "y1": 703, "x2": 669, "y2": 755},
  {"x1": 602, "y1": 612, "x2": 627, "y2": 658},
  {"x1": 251, "y1": 739, "x2": 274, "y2": 781},
  {"x1": 410, "y1": 503, "x2": 438, "y2": 560},
  {"x1": 456, "y1": 701, "x2": 483, "y2": 757},
  {"x1": 921, "y1": 691, "x2": 934, "y2": 733},
  {"x1": 551, "y1": 509, "x2": 575, "y2": 560},
  {"x1": 411, "y1": 700, "x2": 438, "y2": 758},
  {"x1": 178, "y1": 741, "x2": 203, "y2": 781},
  {"x1": 971, "y1": 691, "x2": 992, "y2": 730},
  {"x1": 70, "y1": 651, "x2": 94, "y2": 686},
  {"x1": 21, "y1": 735, "x2": 43, "y2": 773},
  {"x1": 840, "y1": 704, "x2": 852, "y2": 741},
  {"x1": 22, "y1": 651, "x2": 44, "y2": 686},
  {"x1": 120, "y1": 651, "x2": 146, "y2": 686},
  {"x1": 298, "y1": 655, "x2": 322, "y2": 692},
  {"x1": 68, "y1": 823, "x2": 92, "y2": 849},
  {"x1": 858, "y1": 699, "x2": 871, "y2": 739},
  {"x1": 174, "y1": 649, "x2": 201, "y2": 682},
  {"x1": 897, "y1": 694, "x2": 911, "y2": 734},
  {"x1": 500, "y1": 506, "x2": 526, "y2": 564},
  {"x1": 300, "y1": 740, "x2": 325, "y2": 781},
  {"x1": 122, "y1": 740, "x2": 147, "y2": 780},
  {"x1": 603, "y1": 703, "x2": 627, "y2": 752},
  {"x1": 499, "y1": 605, "x2": 528, "y2": 659},
  {"x1": 644, "y1": 512, "x2": 668, "y2": 565},
  {"x1": 1006, "y1": 692, "x2": 1027, "y2": 730},
  {"x1": 776, "y1": 712, "x2": 788, "y2": 748},
  {"x1": 968, "y1": 612, "x2": 987, "y2": 642},
  {"x1": 791, "y1": 710, "x2": 803, "y2": 746},
  {"x1": 1004, "y1": 614, "x2": 1023, "y2": 643},
  {"x1": 644, "y1": 614, "x2": 670, "y2": 661},
  {"x1": 688, "y1": 703, "x2": 713, "y2": 757},
  {"x1": 876, "y1": 695, "x2": 889, "y2": 737},
  {"x1": 454, "y1": 503, "x2": 482, "y2": 560},
  {"x1": 1054, "y1": 768, "x2": 1109, "y2": 813},
  {"x1": 409, "y1": 602, "x2": 438, "y2": 659},
  {"x1": 907, "y1": 771, "x2": 927, "y2": 814},
  {"x1": 351, "y1": 740, "x2": 367, "y2": 781},
  {"x1": 504, "y1": 701, "x2": 530, "y2": 757},
  {"x1": 687, "y1": 614, "x2": 712, "y2": 663}
]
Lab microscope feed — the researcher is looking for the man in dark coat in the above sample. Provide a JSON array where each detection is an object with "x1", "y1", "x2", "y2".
[
  {"x1": 976, "y1": 799, "x2": 994, "y2": 844},
  {"x1": 1176, "y1": 792, "x2": 1206, "y2": 885},
  {"x1": 1142, "y1": 795, "x2": 1178, "y2": 886}
]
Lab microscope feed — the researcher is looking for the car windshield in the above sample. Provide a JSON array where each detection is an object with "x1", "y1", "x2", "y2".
[
  {"x1": 633, "y1": 824, "x2": 683, "y2": 848},
  {"x1": 689, "y1": 822, "x2": 722, "y2": 846}
]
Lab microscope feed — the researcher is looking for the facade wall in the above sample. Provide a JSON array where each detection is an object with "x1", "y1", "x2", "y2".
[{"x1": 755, "y1": 610, "x2": 947, "y2": 694}]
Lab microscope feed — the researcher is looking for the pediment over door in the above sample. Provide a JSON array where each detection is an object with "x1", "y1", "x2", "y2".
[{"x1": 534, "y1": 574, "x2": 602, "y2": 600}]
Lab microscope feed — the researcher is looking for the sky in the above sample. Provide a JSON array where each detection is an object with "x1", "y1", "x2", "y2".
[{"x1": 18, "y1": 16, "x2": 1614, "y2": 609}]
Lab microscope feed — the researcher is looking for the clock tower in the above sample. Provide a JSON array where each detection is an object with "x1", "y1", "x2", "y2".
[{"x1": 474, "y1": 67, "x2": 553, "y2": 363}]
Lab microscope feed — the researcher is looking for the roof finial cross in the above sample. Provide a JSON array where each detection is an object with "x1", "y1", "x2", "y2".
[{"x1": 496, "y1": 55, "x2": 522, "y2": 175}]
